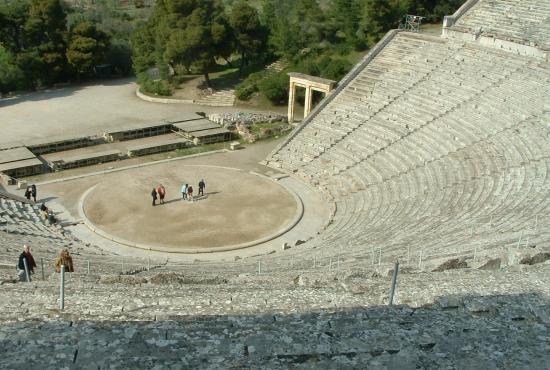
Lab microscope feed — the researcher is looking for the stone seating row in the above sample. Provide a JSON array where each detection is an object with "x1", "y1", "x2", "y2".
[
  {"x1": 453, "y1": 0, "x2": 550, "y2": 46},
  {"x1": 274, "y1": 33, "x2": 456, "y2": 163},
  {"x1": 273, "y1": 39, "x2": 544, "y2": 174},
  {"x1": 0, "y1": 197, "x2": 40, "y2": 221},
  {"x1": 304, "y1": 52, "x2": 540, "y2": 178},
  {"x1": 1, "y1": 265, "x2": 548, "y2": 369},
  {"x1": 290, "y1": 122, "x2": 550, "y2": 262},
  {"x1": 297, "y1": 59, "x2": 547, "y2": 185}
]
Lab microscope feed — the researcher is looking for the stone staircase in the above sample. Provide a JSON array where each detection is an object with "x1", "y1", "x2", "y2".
[
  {"x1": 266, "y1": 59, "x2": 289, "y2": 73},
  {"x1": 194, "y1": 89, "x2": 236, "y2": 107}
]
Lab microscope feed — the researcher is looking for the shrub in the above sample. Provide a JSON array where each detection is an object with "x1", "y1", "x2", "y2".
[
  {"x1": 321, "y1": 58, "x2": 352, "y2": 81},
  {"x1": 137, "y1": 73, "x2": 172, "y2": 96},
  {"x1": 144, "y1": 79, "x2": 172, "y2": 96},
  {"x1": 258, "y1": 72, "x2": 288, "y2": 105},
  {"x1": 235, "y1": 83, "x2": 258, "y2": 100},
  {"x1": 293, "y1": 57, "x2": 321, "y2": 76},
  {"x1": 235, "y1": 71, "x2": 264, "y2": 101}
]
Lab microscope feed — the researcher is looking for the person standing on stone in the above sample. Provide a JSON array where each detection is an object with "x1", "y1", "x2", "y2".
[
  {"x1": 17, "y1": 245, "x2": 36, "y2": 282},
  {"x1": 198, "y1": 179, "x2": 206, "y2": 197},
  {"x1": 31, "y1": 184, "x2": 37, "y2": 202},
  {"x1": 55, "y1": 249, "x2": 74, "y2": 273},
  {"x1": 181, "y1": 183, "x2": 188, "y2": 200},
  {"x1": 24, "y1": 187, "x2": 31, "y2": 201},
  {"x1": 151, "y1": 188, "x2": 158, "y2": 206},
  {"x1": 157, "y1": 184, "x2": 166, "y2": 204},
  {"x1": 187, "y1": 185, "x2": 194, "y2": 202}
]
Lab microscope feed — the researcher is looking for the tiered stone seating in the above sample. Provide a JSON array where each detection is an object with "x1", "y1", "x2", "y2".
[
  {"x1": 0, "y1": 196, "x2": 62, "y2": 238},
  {"x1": 267, "y1": 29, "x2": 550, "y2": 265},
  {"x1": 0, "y1": 260, "x2": 548, "y2": 368},
  {"x1": 452, "y1": 0, "x2": 550, "y2": 47}
]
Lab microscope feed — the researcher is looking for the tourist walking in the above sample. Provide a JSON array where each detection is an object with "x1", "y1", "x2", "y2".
[
  {"x1": 17, "y1": 245, "x2": 36, "y2": 282},
  {"x1": 187, "y1": 185, "x2": 194, "y2": 202},
  {"x1": 198, "y1": 179, "x2": 206, "y2": 196},
  {"x1": 151, "y1": 188, "x2": 158, "y2": 206},
  {"x1": 24, "y1": 187, "x2": 31, "y2": 201},
  {"x1": 31, "y1": 184, "x2": 37, "y2": 202},
  {"x1": 181, "y1": 183, "x2": 188, "y2": 200},
  {"x1": 157, "y1": 184, "x2": 166, "y2": 204},
  {"x1": 55, "y1": 249, "x2": 75, "y2": 273}
]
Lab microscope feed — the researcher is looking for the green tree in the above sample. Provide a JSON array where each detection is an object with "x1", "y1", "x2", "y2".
[
  {"x1": 294, "y1": 0, "x2": 325, "y2": 45},
  {"x1": 229, "y1": 1, "x2": 267, "y2": 73},
  {"x1": 269, "y1": 17, "x2": 302, "y2": 59},
  {"x1": 359, "y1": 0, "x2": 405, "y2": 46},
  {"x1": 105, "y1": 39, "x2": 133, "y2": 76},
  {"x1": 262, "y1": 0, "x2": 326, "y2": 60},
  {"x1": 66, "y1": 20, "x2": 110, "y2": 81},
  {"x1": 23, "y1": 0, "x2": 68, "y2": 85},
  {"x1": 258, "y1": 71, "x2": 288, "y2": 104},
  {"x1": 130, "y1": 22, "x2": 156, "y2": 73},
  {"x1": 144, "y1": 0, "x2": 231, "y2": 86},
  {"x1": 326, "y1": 0, "x2": 363, "y2": 49},
  {"x1": 0, "y1": 0, "x2": 31, "y2": 53},
  {"x1": 0, "y1": 45, "x2": 25, "y2": 93}
]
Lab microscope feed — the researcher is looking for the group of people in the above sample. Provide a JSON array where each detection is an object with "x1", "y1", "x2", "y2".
[
  {"x1": 151, "y1": 179, "x2": 206, "y2": 206},
  {"x1": 24, "y1": 184, "x2": 37, "y2": 202},
  {"x1": 151, "y1": 184, "x2": 166, "y2": 206},
  {"x1": 17, "y1": 245, "x2": 74, "y2": 282},
  {"x1": 23, "y1": 184, "x2": 56, "y2": 224}
]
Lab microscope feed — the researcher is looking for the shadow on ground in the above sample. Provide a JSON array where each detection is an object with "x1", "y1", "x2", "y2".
[
  {"x1": 0, "y1": 292, "x2": 548, "y2": 368},
  {"x1": 0, "y1": 78, "x2": 135, "y2": 109}
]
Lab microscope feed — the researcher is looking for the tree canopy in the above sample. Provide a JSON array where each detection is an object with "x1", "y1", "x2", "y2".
[
  {"x1": 0, "y1": 0, "x2": 465, "y2": 95},
  {"x1": 67, "y1": 20, "x2": 110, "y2": 81},
  {"x1": 229, "y1": 1, "x2": 267, "y2": 73},
  {"x1": 132, "y1": 0, "x2": 232, "y2": 85}
]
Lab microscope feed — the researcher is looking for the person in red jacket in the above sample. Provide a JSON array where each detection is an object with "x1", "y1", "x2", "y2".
[
  {"x1": 156, "y1": 184, "x2": 166, "y2": 204},
  {"x1": 17, "y1": 245, "x2": 36, "y2": 282},
  {"x1": 187, "y1": 185, "x2": 194, "y2": 202}
]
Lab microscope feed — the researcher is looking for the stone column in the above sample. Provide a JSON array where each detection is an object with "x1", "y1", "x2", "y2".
[
  {"x1": 288, "y1": 81, "x2": 296, "y2": 123},
  {"x1": 304, "y1": 86, "x2": 313, "y2": 118}
]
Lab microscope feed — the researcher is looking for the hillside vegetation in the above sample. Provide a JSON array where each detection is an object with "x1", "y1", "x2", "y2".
[
  {"x1": 133, "y1": 0, "x2": 464, "y2": 102},
  {"x1": 0, "y1": 0, "x2": 463, "y2": 96}
]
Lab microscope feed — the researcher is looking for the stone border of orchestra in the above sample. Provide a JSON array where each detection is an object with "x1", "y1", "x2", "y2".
[{"x1": 77, "y1": 167, "x2": 305, "y2": 254}]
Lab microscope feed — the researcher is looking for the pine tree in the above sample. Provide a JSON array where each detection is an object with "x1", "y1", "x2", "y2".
[
  {"x1": 23, "y1": 0, "x2": 68, "y2": 85},
  {"x1": 229, "y1": 1, "x2": 267, "y2": 73},
  {"x1": 67, "y1": 21, "x2": 110, "y2": 81}
]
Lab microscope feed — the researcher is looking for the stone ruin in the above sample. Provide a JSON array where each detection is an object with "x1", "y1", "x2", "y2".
[{"x1": 208, "y1": 111, "x2": 287, "y2": 129}]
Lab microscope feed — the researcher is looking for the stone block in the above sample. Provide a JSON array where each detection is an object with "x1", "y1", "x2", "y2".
[
  {"x1": 432, "y1": 258, "x2": 468, "y2": 272},
  {"x1": 435, "y1": 295, "x2": 463, "y2": 309},
  {"x1": 520, "y1": 252, "x2": 550, "y2": 265},
  {"x1": 476, "y1": 258, "x2": 501, "y2": 270}
]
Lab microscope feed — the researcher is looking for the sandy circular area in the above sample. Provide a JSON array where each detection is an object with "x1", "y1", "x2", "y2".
[{"x1": 82, "y1": 166, "x2": 299, "y2": 251}]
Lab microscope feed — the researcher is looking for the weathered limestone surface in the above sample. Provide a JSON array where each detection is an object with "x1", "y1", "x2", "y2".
[
  {"x1": 452, "y1": 0, "x2": 550, "y2": 48},
  {"x1": 0, "y1": 262, "x2": 549, "y2": 369}
]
